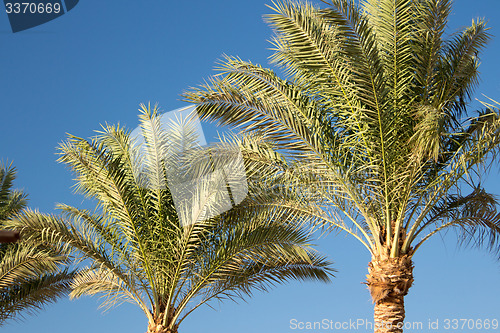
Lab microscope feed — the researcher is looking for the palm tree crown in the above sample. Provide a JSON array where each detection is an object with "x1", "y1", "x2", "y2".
[
  {"x1": 185, "y1": 0, "x2": 500, "y2": 332},
  {"x1": 8, "y1": 105, "x2": 332, "y2": 333}
]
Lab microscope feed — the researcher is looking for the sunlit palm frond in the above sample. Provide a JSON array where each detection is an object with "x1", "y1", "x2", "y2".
[
  {"x1": 0, "y1": 163, "x2": 27, "y2": 221},
  {"x1": 0, "y1": 269, "x2": 75, "y2": 325},
  {"x1": 0, "y1": 164, "x2": 75, "y2": 326}
]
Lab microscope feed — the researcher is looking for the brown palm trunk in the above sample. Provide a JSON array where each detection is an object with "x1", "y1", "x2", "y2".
[{"x1": 366, "y1": 254, "x2": 413, "y2": 333}]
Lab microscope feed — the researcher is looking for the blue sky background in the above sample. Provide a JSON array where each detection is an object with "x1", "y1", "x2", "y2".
[{"x1": 1, "y1": 1, "x2": 500, "y2": 332}]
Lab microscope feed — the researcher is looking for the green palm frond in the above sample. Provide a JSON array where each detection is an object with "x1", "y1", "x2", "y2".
[
  {"x1": 0, "y1": 163, "x2": 27, "y2": 221},
  {"x1": 0, "y1": 269, "x2": 75, "y2": 324},
  {"x1": 0, "y1": 163, "x2": 75, "y2": 326},
  {"x1": 69, "y1": 267, "x2": 140, "y2": 311},
  {"x1": 413, "y1": 187, "x2": 500, "y2": 254},
  {"x1": 0, "y1": 246, "x2": 64, "y2": 288},
  {"x1": 0, "y1": 241, "x2": 75, "y2": 326}
]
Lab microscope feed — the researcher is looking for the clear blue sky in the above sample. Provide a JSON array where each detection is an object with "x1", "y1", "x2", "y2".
[{"x1": 1, "y1": 1, "x2": 499, "y2": 332}]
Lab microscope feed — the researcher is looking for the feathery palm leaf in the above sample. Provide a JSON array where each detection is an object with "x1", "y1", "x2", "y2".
[{"x1": 0, "y1": 164, "x2": 75, "y2": 326}]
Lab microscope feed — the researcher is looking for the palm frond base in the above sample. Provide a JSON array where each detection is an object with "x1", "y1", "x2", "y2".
[
  {"x1": 147, "y1": 321, "x2": 177, "y2": 333},
  {"x1": 366, "y1": 255, "x2": 414, "y2": 332}
]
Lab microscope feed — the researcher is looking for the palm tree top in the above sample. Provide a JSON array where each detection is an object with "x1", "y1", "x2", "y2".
[
  {"x1": 185, "y1": 0, "x2": 500, "y2": 260},
  {"x1": 6, "y1": 104, "x2": 333, "y2": 333}
]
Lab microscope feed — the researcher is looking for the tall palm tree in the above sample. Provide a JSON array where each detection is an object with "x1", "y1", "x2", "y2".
[
  {"x1": 184, "y1": 0, "x2": 500, "y2": 332},
  {"x1": 7, "y1": 105, "x2": 332, "y2": 333},
  {"x1": 0, "y1": 163, "x2": 75, "y2": 326}
]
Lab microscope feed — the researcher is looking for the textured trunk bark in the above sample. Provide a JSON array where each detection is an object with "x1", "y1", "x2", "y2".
[
  {"x1": 366, "y1": 254, "x2": 413, "y2": 333},
  {"x1": 373, "y1": 293, "x2": 405, "y2": 333}
]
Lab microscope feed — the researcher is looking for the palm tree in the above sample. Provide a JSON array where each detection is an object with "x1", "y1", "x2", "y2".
[
  {"x1": 7, "y1": 105, "x2": 333, "y2": 333},
  {"x1": 0, "y1": 163, "x2": 75, "y2": 326},
  {"x1": 184, "y1": 0, "x2": 500, "y2": 332}
]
